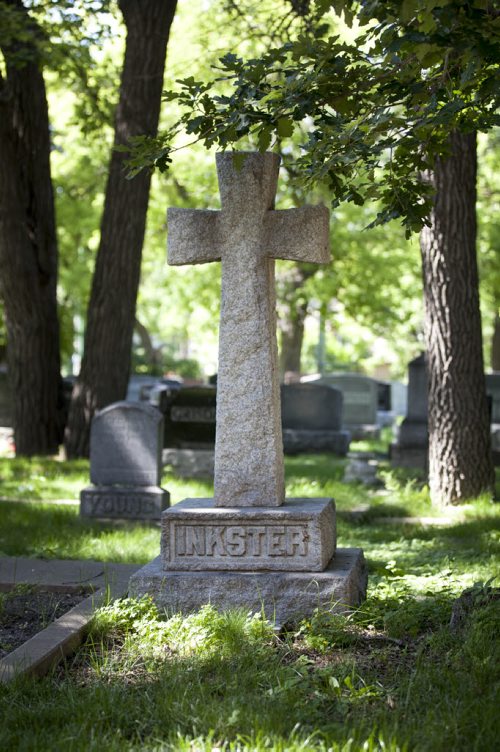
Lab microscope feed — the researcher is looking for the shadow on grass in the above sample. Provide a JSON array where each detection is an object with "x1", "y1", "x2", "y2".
[
  {"x1": 339, "y1": 511, "x2": 500, "y2": 582},
  {"x1": 0, "y1": 501, "x2": 159, "y2": 564}
]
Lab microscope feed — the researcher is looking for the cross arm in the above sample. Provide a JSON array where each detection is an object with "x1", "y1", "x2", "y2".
[
  {"x1": 264, "y1": 206, "x2": 330, "y2": 264},
  {"x1": 167, "y1": 208, "x2": 221, "y2": 266}
]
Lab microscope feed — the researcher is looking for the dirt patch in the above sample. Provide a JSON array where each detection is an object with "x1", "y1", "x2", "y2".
[{"x1": 0, "y1": 589, "x2": 88, "y2": 658}]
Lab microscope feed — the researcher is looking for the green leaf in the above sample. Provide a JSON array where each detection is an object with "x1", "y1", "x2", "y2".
[
  {"x1": 277, "y1": 117, "x2": 294, "y2": 138},
  {"x1": 257, "y1": 126, "x2": 272, "y2": 152},
  {"x1": 232, "y1": 152, "x2": 247, "y2": 171},
  {"x1": 400, "y1": 0, "x2": 417, "y2": 24}
]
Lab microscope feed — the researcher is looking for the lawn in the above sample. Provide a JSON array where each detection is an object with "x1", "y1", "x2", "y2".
[{"x1": 0, "y1": 449, "x2": 499, "y2": 750}]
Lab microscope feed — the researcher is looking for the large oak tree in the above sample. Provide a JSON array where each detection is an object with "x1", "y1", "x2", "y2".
[
  {"x1": 64, "y1": 0, "x2": 178, "y2": 458},
  {"x1": 0, "y1": 0, "x2": 63, "y2": 455}
]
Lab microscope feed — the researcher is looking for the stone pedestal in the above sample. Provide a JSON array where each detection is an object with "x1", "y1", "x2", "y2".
[
  {"x1": 130, "y1": 497, "x2": 367, "y2": 620},
  {"x1": 129, "y1": 547, "x2": 367, "y2": 623},
  {"x1": 80, "y1": 485, "x2": 169, "y2": 521},
  {"x1": 161, "y1": 497, "x2": 335, "y2": 572}
]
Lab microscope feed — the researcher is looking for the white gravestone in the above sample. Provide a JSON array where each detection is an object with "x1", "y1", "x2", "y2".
[{"x1": 129, "y1": 153, "x2": 366, "y2": 621}]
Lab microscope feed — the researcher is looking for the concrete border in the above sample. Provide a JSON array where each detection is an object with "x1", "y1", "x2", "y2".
[{"x1": 0, "y1": 557, "x2": 138, "y2": 683}]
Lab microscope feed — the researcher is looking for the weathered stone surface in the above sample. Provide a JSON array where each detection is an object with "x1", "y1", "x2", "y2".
[
  {"x1": 162, "y1": 386, "x2": 216, "y2": 449},
  {"x1": 90, "y1": 402, "x2": 163, "y2": 486},
  {"x1": 303, "y1": 373, "x2": 379, "y2": 439},
  {"x1": 283, "y1": 429, "x2": 350, "y2": 456},
  {"x1": 80, "y1": 486, "x2": 169, "y2": 520},
  {"x1": 167, "y1": 152, "x2": 330, "y2": 507},
  {"x1": 162, "y1": 448, "x2": 215, "y2": 479},
  {"x1": 281, "y1": 383, "x2": 343, "y2": 431},
  {"x1": 128, "y1": 547, "x2": 367, "y2": 623},
  {"x1": 161, "y1": 498, "x2": 335, "y2": 572},
  {"x1": 391, "y1": 353, "x2": 429, "y2": 469}
]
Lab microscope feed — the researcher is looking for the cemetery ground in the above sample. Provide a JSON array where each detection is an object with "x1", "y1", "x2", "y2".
[{"x1": 0, "y1": 448, "x2": 498, "y2": 751}]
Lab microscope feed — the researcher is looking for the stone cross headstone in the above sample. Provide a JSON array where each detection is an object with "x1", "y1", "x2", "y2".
[
  {"x1": 168, "y1": 152, "x2": 330, "y2": 507},
  {"x1": 129, "y1": 153, "x2": 367, "y2": 622},
  {"x1": 80, "y1": 402, "x2": 169, "y2": 520}
]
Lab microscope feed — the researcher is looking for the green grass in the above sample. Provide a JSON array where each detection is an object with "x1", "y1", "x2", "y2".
[{"x1": 0, "y1": 452, "x2": 498, "y2": 750}]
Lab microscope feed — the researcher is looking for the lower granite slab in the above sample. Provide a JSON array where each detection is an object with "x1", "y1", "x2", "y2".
[{"x1": 128, "y1": 547, "x2": 367, "y2": 623}]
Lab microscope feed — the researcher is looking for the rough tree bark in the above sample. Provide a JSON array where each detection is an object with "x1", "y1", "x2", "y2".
[
  {"x1": 64, "y1": 0, "x2": 177, "y2": 458},
  {"x1": 420, "y1": 131, "x2": 494, "y2": 504},
  {"x1": 0, "y1": 1, "x2": 63, "y2": 455}
]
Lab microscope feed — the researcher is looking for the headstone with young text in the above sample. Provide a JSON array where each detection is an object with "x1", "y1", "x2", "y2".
[
  {"x1": 129, "y1": 152, "x2": 366, "y2": 622},
  {"x1": 80, "y1": 402, "x2": 169, "y2": 520}
]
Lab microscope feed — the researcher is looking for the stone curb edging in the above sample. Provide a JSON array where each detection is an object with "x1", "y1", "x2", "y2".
[{"x1": 0, "y1": 560, "x2": 139, "y2": 683}]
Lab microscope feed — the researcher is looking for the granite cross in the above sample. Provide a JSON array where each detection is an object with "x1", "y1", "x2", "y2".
[{"x1": 167, "y1": 152, "x2": 330, "y2": 507}]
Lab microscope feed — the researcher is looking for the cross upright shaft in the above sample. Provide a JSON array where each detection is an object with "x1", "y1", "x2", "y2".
[{"x1": 168, "y1": 152, "x2": 330, "y2": 506}]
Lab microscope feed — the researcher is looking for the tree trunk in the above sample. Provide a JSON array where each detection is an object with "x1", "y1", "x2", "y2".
[
  {"x1": 64, "y1": 0, "x2": 177, "y2": 457},
  {"x1": 0, "y1": 1, "x2": 62, "y2": 455},
  {"x1": 420, "y1": 131, "x2": 494, "y2": 505},
  {"x1": 280, "y1": 302, "x2": 307, "y2": 376},
  {"x1": 491, "y1": 312, "x2": 500, "y2": 372},
  {"x1": 278, "y1": 263, "x2": 316, "y2": 378},
  {"x1": 134, "y1": 317, "x2": 163, "y2": 373}
]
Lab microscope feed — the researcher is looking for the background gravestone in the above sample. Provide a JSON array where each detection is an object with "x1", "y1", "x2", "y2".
[
  {"x1": 485, "y1": 373, "x2": 500, "y2": 459},
  {"x1": 376, "y1": 380, "x2": 392, "y2": 427},
  {"x1": 304, "y1": 373, "x2": 379, "y2": 439},
  {"x1": 390, "y1": 381, "x2": 408, "y2": 418},
  {"x1": 392, "y1": 357, "x2": 500, "y2": 468},
  {"x1": 158, "y1": 385, "x2": 216, "y2": 479},
  {"x1": 391, "y1": 353, "x2": 429, "y2": 469},
  {"x1": 281, "y1": 383, "x2": 350, "y2": 455},
  {"x1": 80, "y1": 402, "x2": 169, "y2": 520}
]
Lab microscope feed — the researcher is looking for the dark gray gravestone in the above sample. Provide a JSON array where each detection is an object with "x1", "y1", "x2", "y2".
[
  {"x1": 391, "y1": 353, "x2": 428, "y2": 469},
  {"x1": 80, "y1": 402, "x2": 169, "y2": 520},
  {"x1": 280, "y1": 383, "x2": 350, "y2": 455},
  {"x1": 376, "y1": 380, "x2": 393, "y2": 427},
  {"x1": 161, "y1": 386, "x2": 217, "y2": 478},
  {"x1": 485, "y1": 373, "x2": 500, "y2": 457},
  {"x1": 392, "y1": 358, "x2": 500, "y2": 468},
  {"x1": 306, "y1": 374, "x2": 379, "y2": 439},
  {"x1": 163, "y1": 386, "x2": 217, "y2": 449},
  {"x1": 485, "y1": 373, "x2": 500, "y2": 423}
]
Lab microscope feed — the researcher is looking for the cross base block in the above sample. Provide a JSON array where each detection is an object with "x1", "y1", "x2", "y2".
[
  {"x1": 128, "y1": 548, "x2": 367, "y2": 624},
  {"x1": 161, "y1": 498, "x2": 335, "y2": 572}
]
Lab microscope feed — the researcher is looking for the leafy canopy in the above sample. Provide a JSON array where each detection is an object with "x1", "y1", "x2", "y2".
[{"x1": 129, "y1": 0, "x2": 500, "y2": 237}]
